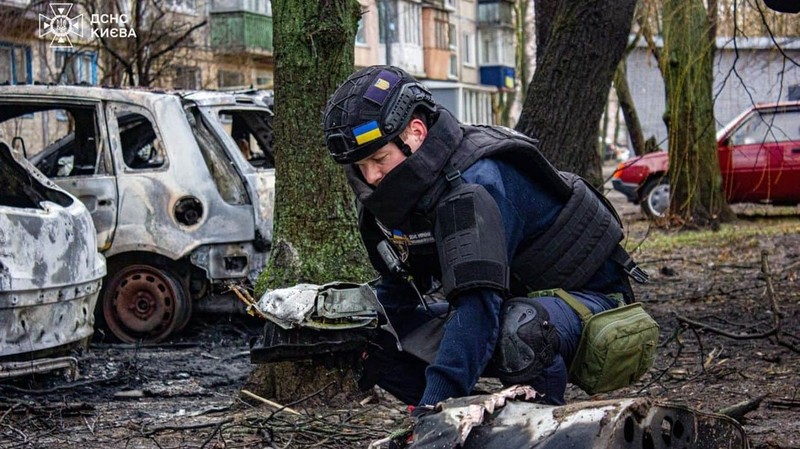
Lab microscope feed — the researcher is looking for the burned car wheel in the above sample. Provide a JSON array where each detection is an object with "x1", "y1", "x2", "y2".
[
  {"x1": 100, "y1": 264, "x2": 191, "y2": 343},
  {"x1": 641, "y1": 178, "x2": 670, "y2": 218}
]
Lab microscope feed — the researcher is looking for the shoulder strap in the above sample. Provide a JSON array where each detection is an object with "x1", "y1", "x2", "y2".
[{"x1": 553, "y1": 289, "x2": 593, "y2": 323}]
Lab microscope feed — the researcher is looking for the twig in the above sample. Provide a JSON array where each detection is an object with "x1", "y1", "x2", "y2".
[
  {"x1": 675, "y1": 314, "x2": 777, "y2": 339},
  {"x1": 142, "y1": 417, "x2": 234, "y2": 437},
  {"x1": 1, "y1": 423, "x2": 28, "y2": 443},
  {"x1": 83, "y1": 415, "x2": 97, "y2": 436},
  {"x1": 717, "y1": 395, "x2": 766, "y2": 423},
  {"x1": 90, "y1": 342, "x2": 199, "y2": 350},
  {"x1": 199, "y1": 417, "x2": 230, "y2": 449},
  {"x1": 0, "y1": 376, "x2": 120, "y2": 395},
  {"x1": 638, "y1": 326, "x2": 686, "y2": 394},
  {"x1": 241, "y1": 390, "x2": 302, "y2": 415},
  {"x1": 673, "y1": 251, "x2": 799, "y2": 352},
  {"x1": 0, "y1": 403, "x2": 21, "y2": 424}
]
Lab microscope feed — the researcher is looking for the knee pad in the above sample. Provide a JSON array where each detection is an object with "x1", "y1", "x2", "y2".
[{"x1": 493, "y1": 297, "x2": 560, "y2": 385}]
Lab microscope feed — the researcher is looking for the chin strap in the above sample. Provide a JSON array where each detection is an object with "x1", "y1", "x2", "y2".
[{"x1": 393, "y1": 136, "x2": 413, "y2": 157}]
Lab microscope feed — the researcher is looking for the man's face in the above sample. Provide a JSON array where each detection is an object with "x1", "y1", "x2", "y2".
[
  {"x1": 354, "y1": 143, "x2": 406, "y2": 187},
  {"x1": 353, "y1": 117, "x2": 427, "y2": 187}
]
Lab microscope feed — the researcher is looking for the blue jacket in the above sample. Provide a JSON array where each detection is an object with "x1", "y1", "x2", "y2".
[{"x1": 374, "y1": 157, "x2": 624, "y2": 406}]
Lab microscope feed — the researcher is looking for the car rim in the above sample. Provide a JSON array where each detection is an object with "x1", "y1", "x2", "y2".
[
  {"x1": 103, "y1": 265, "x2": 184, "y2": 343},
  {"x1": 647, "y1": 183, "x2": 671, "y2": 217}
]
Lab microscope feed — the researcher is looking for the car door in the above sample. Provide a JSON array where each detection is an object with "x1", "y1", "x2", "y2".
[
  {"x1": 0, "y1": 99, "x2": 119, "y2": 250},
  {"x1": 764, "y1": 108, "x2": 800, "y2": 202},
  {"x1": 724, "y1": 110, "x2": 779, "y2": 203}
]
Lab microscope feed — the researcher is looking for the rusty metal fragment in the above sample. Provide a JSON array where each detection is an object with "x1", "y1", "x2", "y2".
[{"x1": 411, "y1": 391, "x2": 749, "y2": 449}]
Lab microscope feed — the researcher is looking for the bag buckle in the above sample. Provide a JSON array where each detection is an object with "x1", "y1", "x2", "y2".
[{"x1": 623, "y1": 257, "x2": 649, "y2": 284}]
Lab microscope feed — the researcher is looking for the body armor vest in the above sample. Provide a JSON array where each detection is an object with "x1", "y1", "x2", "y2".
[{"x1": 347, "y1": 109, "x2": 632, "y2": 295}]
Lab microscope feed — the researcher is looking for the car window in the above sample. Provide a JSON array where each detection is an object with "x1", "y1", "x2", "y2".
[
  {"x1": 0, "y1": 104, "x2": 104, "y2": 178},
  {"x1": 115, "y1": 111, "x2": 166, "y2": 170},
  {"x1": 732, "y1": 110, "x2": 800, "y2": 145},
  {"x1": 186, "y1": 107, "x2": 249, "y2": 205},
  {"x1": 218, "y1": 110, "x2": 274, "y2": 169}
]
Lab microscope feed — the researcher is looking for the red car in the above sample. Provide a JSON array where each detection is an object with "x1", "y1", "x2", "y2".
[{"x1": 612, "y1": 101, "x2": 800, "y2": 217}]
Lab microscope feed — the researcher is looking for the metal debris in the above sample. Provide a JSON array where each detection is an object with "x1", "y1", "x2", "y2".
[{"x1": 411, "y1": 391, "x2": 749, "y2": 448}]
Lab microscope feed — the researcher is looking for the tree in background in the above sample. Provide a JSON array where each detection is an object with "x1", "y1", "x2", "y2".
[
  {"x1": 515, "y1": 0, "x2": 637, "y2": 188},
  {"x1": 657, "y1": 0, "x2": 736, "y2": 226},
  {"x1": 246, "y1": 0, "x2": 372, "y2": 403}
]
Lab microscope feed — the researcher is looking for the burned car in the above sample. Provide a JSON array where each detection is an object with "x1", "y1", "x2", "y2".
[
  {"x1": 0, "y1": 86, "x2": 275, "y2": 343},
  {"x1": 0, "y1": 140, "x2": 105, "y2": 376}
]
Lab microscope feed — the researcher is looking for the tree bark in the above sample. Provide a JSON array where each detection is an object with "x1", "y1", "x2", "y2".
[
  {"x1": 661, "y1": 0, "x2": 735, "y2": 226},
  {"x1": 614, "y1": 58, "x2": 647, "y2": 156},
  {"x1": 248, "y1": 0, "x2": 373, "y2": 404},
  {"x1": 259, "y1": 0, "x2": 373, "y2": 291},
  {"x1": 518, "y1": 0, "x2": 636, "y2": 188}
]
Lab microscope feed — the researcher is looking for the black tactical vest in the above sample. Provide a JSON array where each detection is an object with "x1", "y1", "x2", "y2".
[{"x1": 346, "y1": 109, "x2": 630, "y2": 296}]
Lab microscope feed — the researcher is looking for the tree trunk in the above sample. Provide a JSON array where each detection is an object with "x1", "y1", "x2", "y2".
[
  {"x1": 614, "y1": 58, "x2": 647, "y2": 156},
  {"x1": 259, "y1": 0, "x2": 373, "y2": 291},
  {"x1": 661, "y1": 0, "x2": 735, "y2": 226},
  {"x1": 247, "y1": 0, "x2": 373, "y2": 404},
  {"x1": 518, "y1": 0, "x2": 636, "y2": 188}
]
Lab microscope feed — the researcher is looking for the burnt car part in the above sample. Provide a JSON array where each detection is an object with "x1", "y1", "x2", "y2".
[
  {"x1": 0, "y1": 141, "x2": 105, "y2": 376},
  {"x1": 99, "y1": 261, "x2": 192, "y2": 344},
  {"x1": 0, "y1": 86, "x2": 275, "y2": 343},
  {"x1": 408, "y1": 387, "x2": 749, "y2": 449},
  {"x1": 249, "y1": 283, "x2": 386, "y2": 363},
  {"x1": 0, "y1": 356, "x2": 78, "y2": 380}
]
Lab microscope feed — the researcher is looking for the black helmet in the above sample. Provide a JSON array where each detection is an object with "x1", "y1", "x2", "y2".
[{"x1": 323, "y1": 65, "x2": 437, "y2": 164}]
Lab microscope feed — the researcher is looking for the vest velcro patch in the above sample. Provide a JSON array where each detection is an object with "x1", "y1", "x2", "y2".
[{"x1": 363, "y1": 70, "x2": 400, "y2": 106}]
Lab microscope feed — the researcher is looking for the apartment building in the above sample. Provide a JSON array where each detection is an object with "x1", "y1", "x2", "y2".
[{"x1": 0, "y1": 0, "x2": 514, "y2": 123}]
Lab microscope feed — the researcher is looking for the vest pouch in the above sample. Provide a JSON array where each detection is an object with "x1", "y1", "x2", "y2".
[{"x1": 568, "y1": 302, "x2": 659, "y2": 395}]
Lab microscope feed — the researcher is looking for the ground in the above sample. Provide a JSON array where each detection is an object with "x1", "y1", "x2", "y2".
[{"x1": 0, "y1": 179, "x2": 798, "y2": 448}]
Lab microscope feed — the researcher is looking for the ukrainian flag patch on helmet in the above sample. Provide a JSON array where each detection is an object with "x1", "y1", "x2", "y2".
[{"x1": 353, "y1": 120, "x2": 383, "y2": 145}]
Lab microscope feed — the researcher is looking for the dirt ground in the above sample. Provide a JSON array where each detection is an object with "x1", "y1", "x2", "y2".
[{"x1": 1, "y1": 187, "x2": 798, "y2": 448}]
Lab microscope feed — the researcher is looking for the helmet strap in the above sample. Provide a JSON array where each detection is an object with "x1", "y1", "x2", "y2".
[{"x1": 393, "y1": 136, "x2": 413, "y2": 157}]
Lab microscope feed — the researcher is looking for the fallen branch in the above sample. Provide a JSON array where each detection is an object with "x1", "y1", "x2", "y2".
[
  {"x1": 241, "y1": 389, "x2": 302, "y2": 415},
  {"x1": 142, "y1": 417, "x2": 234, "y2": 437},
  {"x1": 717, "y1": 395, "x2": 766, "y2": 423},
  {"x1": 674, "y1": 251, "x2": 800, "y2": 355},
  {"x1": 674, "y1": 314, "x2": 777, "y2": 340}
]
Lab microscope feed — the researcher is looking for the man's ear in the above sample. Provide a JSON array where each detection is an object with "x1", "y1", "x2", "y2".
[{"x1": 408, "y1": 117, "x2": 428, "y2": 142}]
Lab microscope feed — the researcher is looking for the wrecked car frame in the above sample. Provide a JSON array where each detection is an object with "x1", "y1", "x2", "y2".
[
  {"x1": 0, "y1": 141, "x2": 106, "y2": 376},
  {"x1": 0, "y1": 85, "x2": 275, "y2": 343}
]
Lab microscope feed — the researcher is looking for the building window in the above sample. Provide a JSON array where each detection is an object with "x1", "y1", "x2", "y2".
[
  {"x1": 255, "y1": 71, "x2": 272, "y2": 88},
  {"x1": 449, "y1": 53, "x2": 458, "y2": 78},
  {"x1": 166, "y1": 0, "x2": 197, "y2": 13},
  {"x1": 219, "y1": 70, "x2": 245, "y2": 89},
  {"x1": 0, "y1": 43, "x2": 31, "y2": 85},
  {"x1": 463, "y1": 33, "x2": 475, "y2": 66},
  {"x1": 356, "y1": 17, "x2": 367, "y2": 45},
  {"x1": 402, "y1": 2, "x2": 421, "y2": 45},
  {"x1": 174, "y1": 65, "x2": 201, "y2": 89},
  {"x1": 434, "y1": 13, "x2": 448, "y2": 50},
  {"x1": 55, "y1": 51, "x2": 97, "y2": 85}
]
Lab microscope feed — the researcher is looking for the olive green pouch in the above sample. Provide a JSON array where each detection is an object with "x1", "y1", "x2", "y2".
[{"x1": 546, "y1": 289, "x2": 660, "y2": 395}]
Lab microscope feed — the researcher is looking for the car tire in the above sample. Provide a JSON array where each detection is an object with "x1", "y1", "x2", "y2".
[
  {"x1": 640, "y1": 177, "x2": 670, "y2": 218},
  {"x1": 97, "y1": 259, "x2": 192, "y2": 343}
]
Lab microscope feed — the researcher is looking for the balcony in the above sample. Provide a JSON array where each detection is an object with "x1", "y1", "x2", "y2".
[
  {"x1": 480, "y1": 65, "x2": 515, "y2": 91},
  {"x1": 210, "y1": 10, "x2": 273, "y2": 55},
  {"x1": 477, "y1": 0, "x2": 514, "y2": 28}
]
